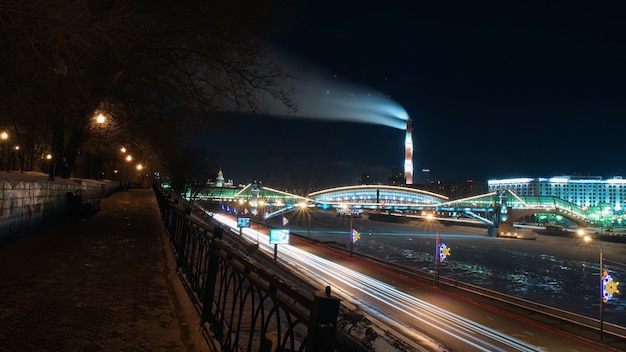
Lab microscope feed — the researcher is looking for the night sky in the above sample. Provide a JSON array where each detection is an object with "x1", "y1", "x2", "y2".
[{"x1": 209, "y1": 1, "x2": 626, "y2": 190}]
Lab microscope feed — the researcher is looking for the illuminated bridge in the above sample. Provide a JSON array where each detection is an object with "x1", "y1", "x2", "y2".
[{"x1": 197, "y1": 183, "x2": 591, "y2": 236}]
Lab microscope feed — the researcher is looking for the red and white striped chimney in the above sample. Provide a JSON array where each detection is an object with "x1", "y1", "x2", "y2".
[{"x1": 404, "y1": 119, "x2": 413, "y2": 185}]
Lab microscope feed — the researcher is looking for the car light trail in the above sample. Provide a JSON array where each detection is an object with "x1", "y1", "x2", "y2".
[
  {"x1": 212, "y1": 214, "x2": 544, "y2": 351},
  {"x1": 278, "y1": 245, "x2": 540, "y2": 352}
]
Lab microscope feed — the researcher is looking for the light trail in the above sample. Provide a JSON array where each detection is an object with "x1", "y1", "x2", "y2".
[
  {"x1": 278, "y1": 245, "x2": 539, "y2": 352},
  {"x1": 212, "y1": 213, "x2": 543, "y2": 351}
]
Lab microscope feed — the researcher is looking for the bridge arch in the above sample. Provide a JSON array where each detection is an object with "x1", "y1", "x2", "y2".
[
  {"x1": 496, "y1": 190, "x2": 591, "y2": 234},
  {"x1": 308, "y1": 185, "x2": 448, "y2": 209}
]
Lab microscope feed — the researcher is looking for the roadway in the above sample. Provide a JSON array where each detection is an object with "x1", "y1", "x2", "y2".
[
  {"x1": 210, "y1": 210, "x2": 626, "y2": 352},
  {"x1": 288, "y1": 238, "x2": 614, "y2": 351}
]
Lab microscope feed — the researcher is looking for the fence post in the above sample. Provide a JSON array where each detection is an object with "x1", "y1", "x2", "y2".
[
  {"x1": 201, "y1": 227, "x2": 223, "y2": 339},
  {"x1": 307, "y1": 286, "x2": 340, "y2": 351},
  {"x1": 176, "y1": 213, "x2": 188, "y2": 269}
]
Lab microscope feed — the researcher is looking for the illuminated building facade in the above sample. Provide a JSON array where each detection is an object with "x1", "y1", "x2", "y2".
[
  {"x1": 488, "y1": 175, "x2": 626, "y2": 221},
  {"x1": 404, "y1": 119, "x2": 414, "y2": 185},
  {"x1": 215, "y1": 168, "x2": 224, "y2": 187},
  {"x1": 206, "y1": 168, "x2": 234, "y2": 188}
]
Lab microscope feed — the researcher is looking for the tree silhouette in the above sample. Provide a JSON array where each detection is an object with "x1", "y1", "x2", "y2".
[{"x1": 0, "y1": 0, "x2": 297, "y2": 188}]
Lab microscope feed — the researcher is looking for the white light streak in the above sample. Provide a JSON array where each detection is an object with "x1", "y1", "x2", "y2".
[{"x1": 211, "y1": 213, "x2": 542, "y2": 352}]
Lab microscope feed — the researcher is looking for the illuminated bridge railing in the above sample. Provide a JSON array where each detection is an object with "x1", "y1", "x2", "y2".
[
  {"x1": 438, "y1": 193, "x2": 498, "y2": 209},
  {"x1": 153, "y1": 185, "x2": 348, "y2": 351},
  {"x1": 508, "y1": 195, "x2": 546, "y2": 208},
  {"x1": 552, "y1": 196, "x2": 585, "y2": 214},
  {"x1": 508, "y1": 194, "x2": 588, "y2": 219},
  {"x1": 199, "y1": 185, "x2": 309, "y2": 206}
]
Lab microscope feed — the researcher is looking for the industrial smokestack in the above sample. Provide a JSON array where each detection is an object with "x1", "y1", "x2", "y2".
[{"x1": 404, "y1": 119, "x2": 414, "y2": 185}]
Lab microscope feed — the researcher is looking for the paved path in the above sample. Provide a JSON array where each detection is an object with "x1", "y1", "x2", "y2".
[{"x1": 0, "y1": 189, "x2": 208, "y2": 352}]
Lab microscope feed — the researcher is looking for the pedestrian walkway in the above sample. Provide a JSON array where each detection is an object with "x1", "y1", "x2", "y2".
[{"x1": 0, "y1": 189, "x2": 208, "y2": 352}]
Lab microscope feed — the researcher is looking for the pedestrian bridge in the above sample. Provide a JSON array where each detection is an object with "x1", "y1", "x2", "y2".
[{"x1": 197, "y1": 183, "x2": 591, "y2": 236}]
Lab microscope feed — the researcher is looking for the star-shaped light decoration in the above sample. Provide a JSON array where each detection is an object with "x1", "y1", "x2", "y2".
[
  {"x1": 602, "y1": 271, "x2": 620, "y2": 303},
  {"x1": 439, "y1": 243, "x2": 451, "y2": 262}
]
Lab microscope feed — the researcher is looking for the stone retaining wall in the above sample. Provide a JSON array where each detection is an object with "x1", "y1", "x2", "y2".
[{"x1": 0, "y1": 177, "x2": 118, "y2": 244}]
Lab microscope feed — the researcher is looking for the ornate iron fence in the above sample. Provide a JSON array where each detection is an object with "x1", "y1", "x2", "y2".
[{"x1": 154, "y1": 185, "x2": 344, "y2": 351}]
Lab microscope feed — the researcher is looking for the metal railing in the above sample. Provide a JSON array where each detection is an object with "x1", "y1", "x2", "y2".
[{"x1": 153, "y1": 184, "x2": 344, "y2": 351}]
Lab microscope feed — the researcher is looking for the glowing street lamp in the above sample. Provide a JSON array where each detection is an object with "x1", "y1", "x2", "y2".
[
  {"x1": 0, "y1": 131, "x2": 9, "y2": 171},
  {"x1": 135, "y1": 163, "x2": 144, "y2": 188},
  {"x1": 298, "y1": 202, "x2": 311, "y2": 239},
  {"x1": 95, "y1": 114, "x2": 106, "y2": 180},
  {"x1": 427, "y1": 213, "x2": 442, "y2": 287},
  {"x1": 124, "y1": 154, "x2": 132, "y2": 182},
  {"x1": 256, "y1": 199, "x2": 267, "y2": 223},
  {"x1": 46, "y1": 152, "x2": 53, "y2": 175},
  {"x1": 579, "y1": 229, "x2": 620, "y2": 342},
  {"x1": 1, "y1": 131, "x2": 8, "y2": 171},
  {"x1": 119, "y1": 147, "x2": 127, "y2": 183},
  {"x1": 14, "y1": 145, "x2": 21, "y2": 172}
]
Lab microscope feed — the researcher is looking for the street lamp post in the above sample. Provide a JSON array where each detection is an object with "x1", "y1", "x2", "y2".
[
  {"x1": 45, "y1": 153, "x2": 53, "y2": 176},
  {"x1": 13, "y1": 146, "x2": 21, "y2": 172},
  {"x1": 580, "y1": 230, "x2": 606, "y2": 342},
  {"x1": 307, "y1": 210, "x2": 311, "y2": 240},
  {"x1": 257, "y1": 200, "x2": 266, "y2": 245},
  {"x1": 298, "y1": 202, "x2": 311, "y2": 240},
  {"x1": 599, "y1": 245, "x2": 604, "y2": 342},
  {"x1": 349, "y1": 219, "x2": 361, "y2": 258},
  {"x1": 95, "y1": 114, "x2": 105, "y2": 180},
  {"x1": 1, "y1": 131, "x2": 8, "y2": 171},
  {"x1": 427, "y1": 213, "x2": 441, "y2": 287},
  {"x1": 350, "y1": 218, "x2": 354, "y2": 257},
  {"x1": 136, "y1": 163, "x2": 143, "y2": 187},
  {"x1": 119, "y1": 147, "x2": 126, "y2": 185},
  {"x1": 435, "y1": 219, "x2": 441, "y2": 287},
  {"x1": 125, "y1": 154, "x2": 132, "y2": 185}
]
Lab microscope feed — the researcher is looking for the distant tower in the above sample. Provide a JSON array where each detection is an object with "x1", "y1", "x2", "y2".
[
  {"x1": 216, "y1": 168, "x2": 224, "y2": 187},
  {"x1": 404, "y1": 119, "x2": 414, "y2": 185}
]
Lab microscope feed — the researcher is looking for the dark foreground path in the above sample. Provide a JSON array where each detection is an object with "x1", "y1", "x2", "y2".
[{"x1": 0, "y1": 189, "x2": 207, "y2": 352}]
